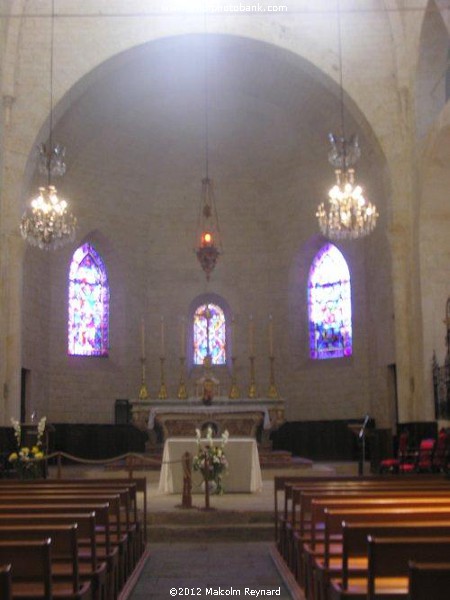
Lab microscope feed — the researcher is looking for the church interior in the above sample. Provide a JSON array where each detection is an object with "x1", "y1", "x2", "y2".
[{"x1": 1, "y1": 0, "x2": 450, "y2": 598}]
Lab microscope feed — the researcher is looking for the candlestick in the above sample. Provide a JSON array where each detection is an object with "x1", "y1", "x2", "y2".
[
  {"x1": 249, "y1": 315, "x2": 254, "y2": 356},
  {"x1": 141, "y1": 317, "x2": 145, "y2": 359},
  {"x1": 180, "y1": 317, "x2": 186, "y2": 357},
  {"x1": 160, "y1": 316, "x2": 165, "y2": 356},
  {"x1": 228, "y1": 356, "x2": 240, "y2": 399},
  {"x1": 267, "y1": 356, "x2": 279, "y2": 399},
  {"x1": 248, "y1": 356, "x2": 257, "y2": 399},
  {"x1": 177, "y1": 356, "x2": 188, "y2": 400},
  {"x1": 158, "y1": 356, "x2": 168, "y2": 399},
  {"x1": 269, "y1": 314, "x2": 273, "y2": 357},
  {"x1": 138, "y1": 356, "x2": 149, "y2": 399}
]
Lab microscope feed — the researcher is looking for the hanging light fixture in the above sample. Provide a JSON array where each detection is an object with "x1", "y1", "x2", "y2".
[
  {"x1": 316, "y1": 1, "x2": 378, "y2": 241},
  {"x1": 195, "y1": 32, "x2": 222, "y2": 280},
  {"x1": 20, "y1": 0, "x2": 76, "y2": 250}
]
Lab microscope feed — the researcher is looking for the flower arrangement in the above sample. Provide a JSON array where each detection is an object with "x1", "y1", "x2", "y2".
[
  {"x1": 193, "y1": 427, "x2": 229, "y2": 494},
  {"x1": 8, "y1": 416, "x2": 47, "y2": 479}
]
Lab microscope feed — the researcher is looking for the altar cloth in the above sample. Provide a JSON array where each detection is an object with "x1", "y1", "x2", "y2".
[{"x1": 158, "y1": 437, "x2": 263, "y2": 494}]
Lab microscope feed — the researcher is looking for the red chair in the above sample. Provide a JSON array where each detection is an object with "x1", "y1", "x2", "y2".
[
  {"x1": 400, "y1": 438, "x2": 436, "y2": 473},
  {"x1": 379, "y1": 431, "x2": 409, "y2": 473},
  {"x1": 432, "y1": 429, "x2": 449, "y2": 473}
]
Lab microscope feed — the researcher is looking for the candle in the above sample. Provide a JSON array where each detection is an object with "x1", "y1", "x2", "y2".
[
  {"x1": 141, "y1": 317, "x2": 145, "y2": 359},
  {"x1": 180, "y1": 317, "x2": 186, "y2": 357},
  {"x1": 249, "y1": 314, "x2": 254, "y2": 356},
  {"x1": 269, "y1": 314, "x2": 274, "y2": 356},
  {"x1": 160, "y1": 316, "x2": 165, "y2": 356}
]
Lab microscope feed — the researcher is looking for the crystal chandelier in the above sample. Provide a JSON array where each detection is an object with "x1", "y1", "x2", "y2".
[
  {"x1": 20, "y1": 0, "x2": 76, "y2": 251},
  {"x1": 316, "y1": 2, "x2": 378, "y2": 241},
  {"x1": 195, "y1": 34, "x2": 222, "y2": 279}
]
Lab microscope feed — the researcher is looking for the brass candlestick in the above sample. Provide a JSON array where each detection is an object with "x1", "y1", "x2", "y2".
[
  {"x1": 177, "y1": 356, "x2": 188, "y2": 400},
  {"x1": 248, "y1": 355, "x2": 257, "y2": 399},
  {"x1": 267, "y1": 355, "x2": 279, "y2": 399},
  {"x1": 158, "y1": 356, "x2": 168, "y2": 399},
  {"x1": 138, "y1": 357, "x2": 149, "y2": 399},
  {"x1": 228, "y1": 356, "x2": 240, "y2": 399}
]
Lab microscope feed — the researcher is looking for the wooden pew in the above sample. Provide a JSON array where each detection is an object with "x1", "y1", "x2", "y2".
[
  {"x1": 0, "y1": 563, "x2": 12, "y2": 600},
  {"x1": 408, "y1": 561, "x2": 450, "y2": 600},
  {"x1": 0, "y1": 503, "x2": 118, "y2": 600},
  {"x1": 317, "y1": 520, "x2": 450, "y2": 600},
  {"x1": 0, "y1": 480, "x2": 143, "y2": 565},
  {"x1": 0, "y1": 524, "x2": 92, "y2": 599},
  {"x1": 284, "y1": 480, "x2": 450, "y2": 569},
  {"x1": 367, "y1": 536, "x2": 450, "y2": 600},
  {"x1": 304, "y1": 497, "x2": 450, "y2": 591},
  {"x1": 0, "y1": 539, "x2": 52, "y2": 599},
  {"x1": 0, "y1": 513, "x2": 106, "y2": 600},
  {"x1": 294, "y1": 492, "x2": 450, "y2": 587},
  {"x1": 0, "y1": 492, "x2": 128, "y2": 584},
  {"x1": 328, "y1": 536, "x2": 450, "y2": 600}
]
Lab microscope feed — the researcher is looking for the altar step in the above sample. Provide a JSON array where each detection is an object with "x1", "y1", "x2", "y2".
[{"x1": 147, "y1": 509, "x2": 274, "y2": 542}]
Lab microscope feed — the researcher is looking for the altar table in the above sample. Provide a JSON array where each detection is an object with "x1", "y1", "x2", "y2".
[{"x1": 158, "y1": 437, "x2": 263, "y2": 494}]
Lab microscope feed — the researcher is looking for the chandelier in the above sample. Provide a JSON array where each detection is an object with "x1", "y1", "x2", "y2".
[
  {"x1": 195, "y1": 33, "x2": 222, "y2": 280},
  {"x1": 196, "y1": 177, "x2": 221, "y2": 280},
  {"x1": 20, "y1": 0, "x2": 76, "y2": 251},
  {"x1": 316, "y1": 2, "x2": 378, "y2": 241}
]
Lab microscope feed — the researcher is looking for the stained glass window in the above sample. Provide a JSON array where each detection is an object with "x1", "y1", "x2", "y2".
[
  {"x1": 193, "y1": 303, "x2": 226, "y2": 365},
  {"x1": 68, "y1": 243, "x2": 109, "y2": 356},
  {"x1": 308, "y1": 243, "x2": 352, "y2": 360}
]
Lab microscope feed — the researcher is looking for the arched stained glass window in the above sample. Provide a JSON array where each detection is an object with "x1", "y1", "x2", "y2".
[
  {"x1": 193, "y1": 303, "x2": 226, "y2": 365},
  {"x1": 68, "y1": 243, "x2": 109, "y2": 356},
  {"x1": 308, "y1": 243, "x2": 352, "y2": 360}
]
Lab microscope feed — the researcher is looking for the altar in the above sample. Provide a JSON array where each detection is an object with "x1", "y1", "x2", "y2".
[
  {"x1": 158, "y1": 437, "x2": 263, "y2": 494},
  {"x1": 130, "y1": 397, "x2": 285, "y2": 443}
]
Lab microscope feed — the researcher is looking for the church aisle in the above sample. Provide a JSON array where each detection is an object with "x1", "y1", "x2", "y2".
[{"x1": 128, "y1": 541, "x2": 297, "y2": 599}]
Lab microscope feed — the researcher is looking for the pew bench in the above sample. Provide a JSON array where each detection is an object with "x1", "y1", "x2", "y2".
[
  {"x1": 328, "y1": 536, "x2": 450, "y2": 600},
  {"x1": 408, "y1": 561, "x2": 450, "y2": 600}
]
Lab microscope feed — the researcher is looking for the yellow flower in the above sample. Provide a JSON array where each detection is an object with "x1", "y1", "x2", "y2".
[
  {"x1": 31, "y1": 446, "x2": 40, "y2": 454},
  {"x1": 20, "y1": 447, "x2": 30, "y2": 456},
  {"x1": 34, "y1": 451, "x2": 44, "y2": 460},
  {"x1": 8, "y1": 452, "x2": 18, "y2": 462}
]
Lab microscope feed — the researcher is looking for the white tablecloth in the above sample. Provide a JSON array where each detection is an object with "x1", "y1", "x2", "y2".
[{"x1": 158, "y1": 437, "x2": 263, "y2": 494}]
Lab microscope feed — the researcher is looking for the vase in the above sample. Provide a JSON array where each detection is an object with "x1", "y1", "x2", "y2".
[{"x1": 201, "y1": 479, "x2": 217, "y2": 494}]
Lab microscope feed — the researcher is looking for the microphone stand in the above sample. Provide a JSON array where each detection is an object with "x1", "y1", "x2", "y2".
[{"x1": 358, "y1": 414, "x2": 370, "y2": 476}]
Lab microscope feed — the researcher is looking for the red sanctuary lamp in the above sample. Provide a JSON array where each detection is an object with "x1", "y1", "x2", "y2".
[{"x1": 195, "y1": 177, "x2": 221, "y2": 280}]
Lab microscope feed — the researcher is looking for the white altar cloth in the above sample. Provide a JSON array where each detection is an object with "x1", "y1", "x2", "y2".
[
  {"x1": 158, "y1": 437, "x2": 263, "y2": 494},
  {"x1": 148, "y1": 405, "x2": 272, "y2": 430}
]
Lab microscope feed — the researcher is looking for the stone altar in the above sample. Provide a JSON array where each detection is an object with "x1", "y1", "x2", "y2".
[{"x1": 130, "y1": 397, "x2": 285, "y2": 444}]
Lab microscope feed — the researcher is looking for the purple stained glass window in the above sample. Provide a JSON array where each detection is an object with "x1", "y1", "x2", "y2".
[
  {"x1": 308, "y1": 243, "x2": 352, "y2": 360},
  {"x1": 193, "y1": 303, "x2": 226, "y2": 365},
  {"x1": 68, "y1": 243, "x2": 109, "y2": 356}
]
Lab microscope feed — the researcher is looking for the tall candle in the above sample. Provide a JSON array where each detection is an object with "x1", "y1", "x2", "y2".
[
  {"x1": 160, "y1": 316, "x2": 165, "y2": 356},
  {"x1": 269, "y1": 314, "x2": 274, "y2": 356},
  {"x1": 249, "y1": 314, "x2": 254, "y2": 356},
  {"x1": 141, "y1": 317, "x2": 145, "y2": 359}
]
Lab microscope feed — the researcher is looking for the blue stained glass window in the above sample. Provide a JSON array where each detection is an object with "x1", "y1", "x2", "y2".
[
  {"x1": 308, "y1": 243, "x2": 352, "y2": 360},
  {"x1": 68, "y1": 243, "x2": 109, "y2": 356},
  {"x1": 193, "y1": 303, "x2": 226, "y2": 365}
]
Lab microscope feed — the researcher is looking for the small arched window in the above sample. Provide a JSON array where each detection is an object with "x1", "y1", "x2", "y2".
[
  {"x1": 308, "y1": 243, "x2": 352, "y2": 360},
  {"x1": 193, "y1": 303, "x2": 226, "y2": 365},
  {"x1": 68, "y1": 243, "x2": 109, "y2": 356}
]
